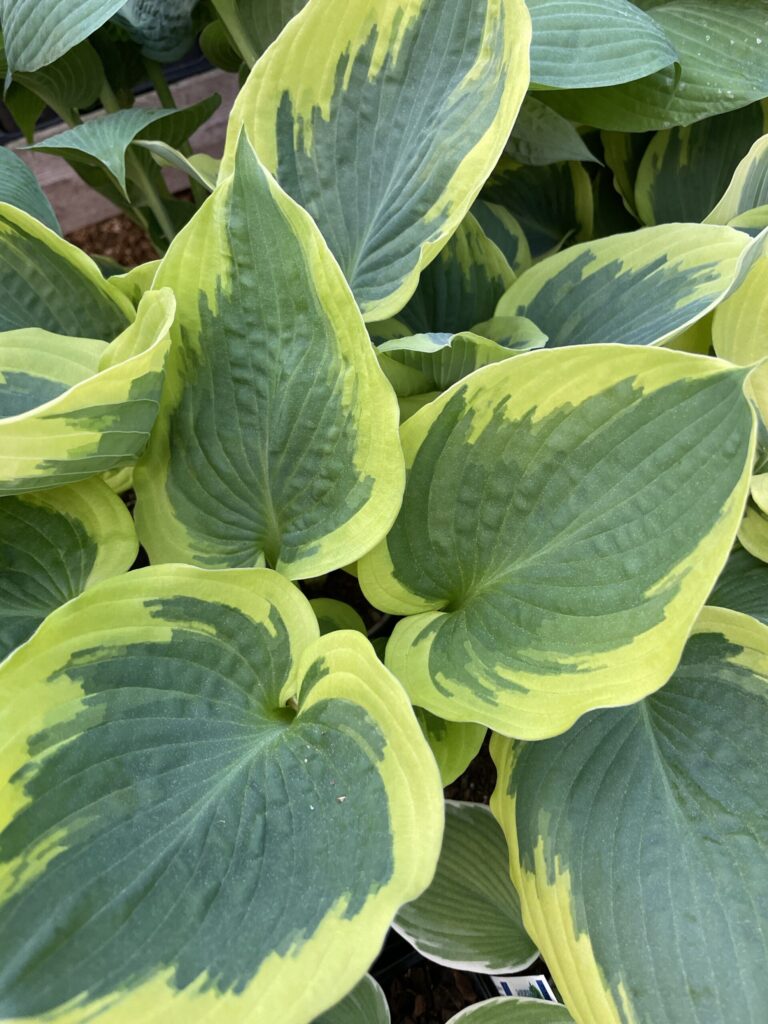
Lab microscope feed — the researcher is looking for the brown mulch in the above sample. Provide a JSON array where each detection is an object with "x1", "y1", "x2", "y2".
[{"x1": 70, "y1": 213, "x2": 505, "y2": 1024}]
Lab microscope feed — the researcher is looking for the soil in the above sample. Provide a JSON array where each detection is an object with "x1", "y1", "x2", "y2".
[{"x1": 70, "y1": 213, "x2": 507, "y2": 1024}]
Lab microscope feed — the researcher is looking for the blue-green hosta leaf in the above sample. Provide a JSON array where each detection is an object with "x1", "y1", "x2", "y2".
[
  {"x1": 0, "y1": 477, "x2": 136, "y2": 662},
  {"x1": 491, "y1": 608, "x2": 768, "y2": 1023},
  {"x1": 396, "y1": 801, "x2": 537, "y2": 973},
  {"x1": 446, "y1": 999, "x2": 575, "y2": 1023},
  {"x1": 222, "y1": 0, "x2": 532, "y2": 320},
  {"x1": 310, "y1": 598, "x2": 367, "y2": 636},
  {"x1": 358, "y1": 346, "x2": 756, "y2": 738},
  {"x1": 496, "y1": 223, "x2": 753, "y2": 348},
  {"x1": 482, "y1": 159, "x2": 593, "y2": 259},
  {"x1": 0, "y1": 0, "x2": 124, "y2": 73},
  {"x1": 314, "y1": 975, "x2": 390, "y2": 1024},
  {"x1": 377, "y1": 333, "x2": 521, "y2": 416},
  {"x1": 0, "y1": 289, "x2": 173, "y2": 495},
  {"x1": 135, "y1": 137, "x2": 404, "y2": 578},
  {"x1": 414, "y1": 709, "x2": 486, "y2": 787},
  {"x1": 471, "y1": 200, "x2": 532, "y2": 275},
  {"x1": 709, "y1": 547, "x2": 768, "y2": 624},
  {"x1": 505, "y1": 97, "x2": 599, "y2": 166},
  {"x1": 706, "y1": 133, "x2": 768, "y2": 225},
  {"x1": 634, "y1": 103, "x2": 768, "y2": 225},
  {"x1": 113, "y1": 0, "x2": 199, "y2": 61},
  {"x1": 469, "y1": 318, "x2": 548, "y2": 352},
  {"x1": 29, "y1": 97, "x2": 221, "y2": 197},
  {"x1": 0, "y1": 202, "x2": 133, "y2": 337},
  {"x1": 11, "y1": 41, "x2": 105, "y2": 115},
  {"x1": 0, "y1": 565, "x2": 443, "y2": 1024},
  {"x1": 375, "y1": 212, "x2": 515, "y2": 338},
  {"x1": 0, "y1": 147, "x2": 60, "y2": 234},
  {"x1": 527, "y1": 0, "x2": 677, "y2": 88},
  {"x1": 545, "y1": 2, "x2": 768, "y2": 131}
]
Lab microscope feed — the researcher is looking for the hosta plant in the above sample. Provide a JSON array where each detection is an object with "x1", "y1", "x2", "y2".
[{"x1": 1, "y1": 1, "x2": 768, "y2": 1023}]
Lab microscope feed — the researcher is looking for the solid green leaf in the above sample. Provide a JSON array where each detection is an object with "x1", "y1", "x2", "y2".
[
  {"x1": 358, "y1": 346, "x2": 756, "y2": 738},
  {"x1": 0, "y1": 565, "x2": 443, "y2": 1024},
  {"x1": 113, "y1": 0, "x2": 199, "y2": 61},
  {"x1": 224, "y1": 0, "x2": 309, "y2": 58},
  {"x1": 396, "y1": 801, "x2": 537, "y2": 973},
  {"x1": 496, "y1": 223, "x2": 753, "y2": 348},
  {"x1": 505, "y1": 97, "x2": 599, "y2": 166},
  {"x1": 545, "y1": 1, "x2": 768, "y2": 131},
  {"x1": 709, "y1": 547, "x2": 768, "y2": 624},
  {"x1": 199, "y1": 18, "x2": 244, "y2": 73},
  {"x1": 0, "y1": 202, "x2": 133, "y2": 337},
  {"x1": 29, "y1": 97, "x2": 221, "y2": 197},
  {"x1": 491, "y1": 607, "x2": 768, "y2": 1023},
  {"x1": 414, "y1": 709, "x2": 486, "y2": 787},
  {"x1": 314, "y1": 975, "x2": 391, "y2": 1024},
  {"x1": 634, "y1": 103, "x2": 768, "y2": 225},
  {"x1": 0, "y1": 146, "x2": 60, "y2": 234},
  {"x1": 0, "y1": 0, "x2": 124, "y2": 73},
  {"x1": 482, "y1": 159, "x2": 593, "y2": 258},
  {"x1": 0, "y1": 289, "x2": 173, "y2": 494},
  {"x1": 0, "y1": 477, "x2": 137, "y2": 661},
  {"x1": 222, "y1": 0, "x2": 532, "y2": 320},
  {"x1": 447, "y1": 999, "x2": 575, "y2": 1024},
  {"x1": 135, "y1": 137, "x2": 404, "y2": 578},
  {"x1": 13, "y1": 41, "x2": 105, "y2": 116},
  {"x1": 527, "y1": 0, "x2": 677, "y2": 88},
  {"x1": 310, "y1": 598, "x2": 367, "y2": 636},
  {"x1": 374, "y1": 212, "x2": 515, "y2": 337}
]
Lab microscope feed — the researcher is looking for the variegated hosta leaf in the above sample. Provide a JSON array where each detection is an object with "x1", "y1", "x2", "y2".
[
  {"x1": 545, "y1": 1, "x2": 768, "y2": 131},
  {"x1": 491, "y1": 607, "x2": 768, "y2": 1024},
  {"x1": 0, "y1": 202, "x2": 133, "y2": 337},
  {"x1": 29, "y1": 98, "x2": 220, "y2": 197},
  {"x1": 110, "y1": 259, "x2": 161, "y2": 306},
  {"x1": 712, "y1": 248, "x2": 768, "y2": 421},
  {"x1": 395, "y1": 801, "x2": 537, "y2": 973},
  {"x1": 314, "y1": 975, "x2": 390, "y2": 1024},
  {"x1": 113, "y1": 0, "x2": 199, "y2": 61},
  {"x1": 526, "y1": 0, "x2": 677, "y2": 89},
  {"x1": 496, "y1": 223, "x2": 752, "y2": 349},
  {"x1": 709, "y1": 547, "x2": 768, "y2": 624},
  {"x1": 414, "y1": 708, "x2": 486, "y2": 787},
  {"x1": 600, "y1": 129, "x2": 652, "y2": 220},
  {"x1": 482, "y1": 159, "x2": 593, "y2": 259},
  {"x1": 0, "y1": 565, "x2": 443, "y2": 1024},
  {"x1": 221, "y1": 0, "x2": 532, "y2": 320},
  {"x1": 505, "y1": 97, "x2": 598, "y2": 167},
  {"x1": 136, "y1": 141, "x2": 219, "y2": 192},
  {"x1": 377, "y1": 333, "x2": 520, "y2": 411},
  {"x1": 0, "y1": 146, "x2": 61, "y2": 234},
  {"x1": 472, "y1": 200, "x2": 532, "y2": 275},
  {"x1": 358, "y1": 346, "x2": 756, "y2": 738},
  {"x1": 0, "y1": 0, "x2": 124, "y2": 74},
  {"x1": 706, "y1": 133, "x2": 768, "y2": 225},
  {"x1": 0, "y1": 477, "x2": 136, "y2": 662},
  {"x1": 135, "y1": 137, "x2": 403, "y2": 578},
  {"x1": 446, "y1": 999, "x2": 575, "y2": 1024},
  {"x1": 310, "y1": 597, "x2": 367, "y2": 636},
  {"x1": 0, "y1": 289, "x2": 173, "y2": 495},
  {"x1": 740, "y1": 500, "x2": 768, "y2": 562},
  {"x1": 374, "y1": 212, "x2": 514, "y2": 337},
  {"x1": 634, "y1": 103, "x2": 768, "y2": 225}
]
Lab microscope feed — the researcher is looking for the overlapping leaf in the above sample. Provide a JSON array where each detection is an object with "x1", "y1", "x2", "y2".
[
  {"x1": 0, "y1": 566, "x2": 443, "y2": 1024},
  {"x1": 546, "y1": 1, "x2": 768, "y2": 131},
  {"x1": 0, "y1": 289, "x2": 173, "y2": 494},
  {"x1": 359, "y1": 346, "x2": 756, "y2": 738},
  {"x1": 706, "y1": 133, "x2": 768, "y2": 226},
  {"x1": 413, "y1": 709, "x2": 486, "y2": 787},
  {"x1": 505, "y1": 97, "x2": 598, "y2": 166},
  {"x1": 447, "y1": 1000, "x2": 574, "y2": 1024},
  {"x1": 0, "y1": 203, "x2": 133, "y2": 337},
  {"x1": 395, "y1": 801, "x2": 537, "y2": 973},
  {"x1": 314, "y1": 975, "x2": 390, "y2": 1024},
  {"x1": 135, "y1": 137, "x2": 404, "y2": 578},
  {"x1": 709, "y1": 547, "x2": 768, "y2": 624},
  {"x1": 491, "y1": 608, "x2": 768, "y2": 1023},
  {"x1": 0, "y1": 477, "x2": 137, "y2": 661},
  {"x1": 496, "y1": 223, "x2": 753, "y2": 348},
  {"x1": 0, "y1": 146, "x2": 60, "y2": 234},
  {"x1": 0, "y1": 0, "x2": 122, "y2": 74},
  {"x1": 222, "y1": 0, "x2": 532, "y2": 319}
]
